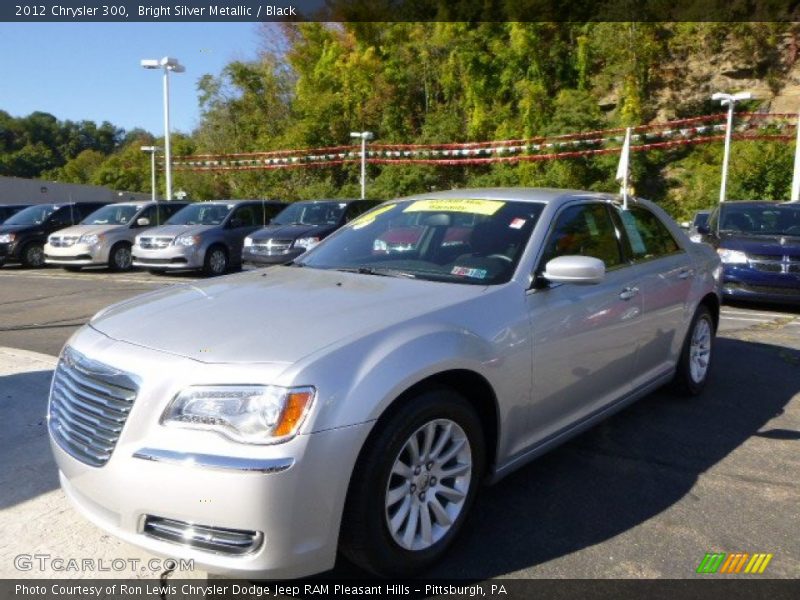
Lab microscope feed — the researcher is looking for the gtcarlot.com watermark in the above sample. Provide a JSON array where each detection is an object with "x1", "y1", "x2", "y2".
[{"x1": 14, "y1": 553, "x2": 194, "y2": 573}]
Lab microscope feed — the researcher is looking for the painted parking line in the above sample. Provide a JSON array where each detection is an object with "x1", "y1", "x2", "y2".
[{"x1": 721, "y1": 316, "x2": 773, "y2": 322}]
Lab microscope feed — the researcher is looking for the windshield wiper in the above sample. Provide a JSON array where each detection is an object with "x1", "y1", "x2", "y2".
[{"x1": 334, "y1": 266, "x2": 416, "y2": 279}]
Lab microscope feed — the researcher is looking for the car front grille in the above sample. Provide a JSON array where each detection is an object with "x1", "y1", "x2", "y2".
[
  {"x1": 49, "y1": 235, "x2": 80, "y2": 248},
  {"x1": 747, "y1": 254, "x2": 800, "y2": 274},
  {"x1": 138, "y1": 236, "x2": 173, "y2": 249},
  {"x1": 48, "y1": 347, "x2": 139, "y2": 467},
  {"x1": 250, "y1": 239, "x2": 293, "y2": 255},
  {"x1": 143, "y1": 516, "x2": 263, "y2": 555}
]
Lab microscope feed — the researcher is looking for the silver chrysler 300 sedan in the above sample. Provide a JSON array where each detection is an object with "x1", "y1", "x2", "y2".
[{"x1": 48, "y1": 188, "x2": 721, "y2": 578}]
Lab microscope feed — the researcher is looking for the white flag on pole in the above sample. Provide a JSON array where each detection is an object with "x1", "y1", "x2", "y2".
[{"x1": 616, "y1": 127, "x2": 632, "y2": 209}]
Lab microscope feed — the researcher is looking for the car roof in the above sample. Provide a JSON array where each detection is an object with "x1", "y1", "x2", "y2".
[
  {"x1": 290, "y1": 198, "x2": 363, "y2": 204},
  {"x1": 721, "y1": 200, "x2": 799, "y2": 207},
  {"x1": 400, "y1": 187, "x2": 622, "y2": 207}
]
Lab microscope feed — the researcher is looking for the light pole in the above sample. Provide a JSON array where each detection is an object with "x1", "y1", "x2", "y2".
[
  {"x1": 141, "y1": 57, "x2": 185, "y2": 201},
  {"x1": 712, "y1": 91, "x2": 752, "y2": 203},
  {"x1": 791, "y1": 110, "x2": 800, "y2": 202},
  {"x1": 140, "y1": 146, "x2": 160, "y2": 202},
  {"x1": 350, "y1": 131, "x2": 374, "y2": 199}
]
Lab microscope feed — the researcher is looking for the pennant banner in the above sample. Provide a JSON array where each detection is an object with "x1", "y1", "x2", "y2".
[{"x1": 171, "y1": 113, "x2": 798, "y2": 173}]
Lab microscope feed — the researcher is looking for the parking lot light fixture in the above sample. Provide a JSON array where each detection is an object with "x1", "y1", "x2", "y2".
[
  {"x1": 141, "y1": 57, "x2": 185, "y2": 201},
  {"x1": 350, "y1": 131, "x2": 374, "y2": 199},
  {"x1": 140, "y1": 146, "x2": 160, "y2": 203},
  {"x1": 712, "y1": 91, "x2": 752, "y2": 203}
]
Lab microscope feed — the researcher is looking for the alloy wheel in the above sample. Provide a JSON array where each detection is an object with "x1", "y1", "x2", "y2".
[
  {"x1": 689, "y1": 317, "x2": 712, "y2": 384},
  {"x1": 384, "y1": 419, "x2": 472, "y2": 551}
]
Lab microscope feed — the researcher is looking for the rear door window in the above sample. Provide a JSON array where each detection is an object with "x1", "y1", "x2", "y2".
[{"x1": 618, "y1": 206, "x2": 681, "y2": 261}]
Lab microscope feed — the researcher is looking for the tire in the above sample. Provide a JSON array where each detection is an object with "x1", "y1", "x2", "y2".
[
  {"x1": 21, "y1": 243, "x2": 45, "y2": 268},
  {"x1": 340, "y1": 387, "x2": 485, "y2": 577},
  {"x1": 673, "y1": 304, "x2": 715, "y2": 396},
  {"x1": 203, "y1": 245, "x2": 228, "y2": 277},
  {"x1": 108, "y1": 242, "x2": 133, "y2": 272}
]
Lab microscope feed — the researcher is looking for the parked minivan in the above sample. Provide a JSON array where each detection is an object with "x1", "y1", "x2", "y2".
[
  {"x1": 0, "y1": 202, "x2": 108, "y2": 268},
  {"x1": 44, "y1": 201, "x2": 188, "y2": 271},
  {"x1": 132, "y1": 200, "x2": 285, "y2": 276},
  {"x1": 243, "y1": 199, "x2": 380, "y2": 266}
]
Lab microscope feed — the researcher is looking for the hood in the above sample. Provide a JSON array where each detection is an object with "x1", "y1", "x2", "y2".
[
  {"x1": 0, "y1": 223, "x2": 39, "y2": 235},
  {"x1": 50, "y1": 224, "x2": 121, "y2": 238},
  {"x1": 720, "y1": 232, "x2": 800, "y2": 257},
  {"x1": 137, "y1": 224, "x2": 216, "y2": 239},
  {"x1": 249, "y1": 223, "x2": 335, "y2": 241},
  {"x1": 90, "y1": 266, "x2": 485, "y2": 364}
]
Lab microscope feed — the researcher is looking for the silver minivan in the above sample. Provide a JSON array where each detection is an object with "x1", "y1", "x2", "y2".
[
  {"x1": 131, "y1": 200, "x2": 285, "y2": 276},
  {"x1": 44, "y1": 201, "x2": 187, "y2": 271}
]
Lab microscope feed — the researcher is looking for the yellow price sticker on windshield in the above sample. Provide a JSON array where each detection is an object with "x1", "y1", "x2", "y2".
[
  {"x1": 403, "y1": 199, "x2": 505, "y2": 215},
  {"x1": 351, "y1": 204, "x2": 397, "y2": 229}
]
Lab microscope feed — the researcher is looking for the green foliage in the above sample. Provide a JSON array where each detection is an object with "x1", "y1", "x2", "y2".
[{"x1": 4, "y1": 22, "x2": 800, "y2": 218}]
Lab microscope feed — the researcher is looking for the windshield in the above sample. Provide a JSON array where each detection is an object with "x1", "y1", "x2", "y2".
[
  {"x1": 718, "y1": 204, "x2": 800, "y2": 236},
  {"x1": 167, "y1": 203, "x2": 233, "y2": 226},
  {"x1": 693, "y1": 212, "x2": 709, "y2": 228},
  {"x1": 82, "y1": 204, "x2": 142, "y2": 225},
  {"x1": 298, "y1": 198, "x2": 544, "y2": 285},
  {"x1": 4, "y1": 204, "x2": 58, "y2": 226},
  {"x1": 271, "y1": 202, "x2": 346, "y2": 226}
]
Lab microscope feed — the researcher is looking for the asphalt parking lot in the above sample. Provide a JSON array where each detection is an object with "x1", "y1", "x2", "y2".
[{"x1": 0, "y1": 265, "x2": 798, "y2": 580}]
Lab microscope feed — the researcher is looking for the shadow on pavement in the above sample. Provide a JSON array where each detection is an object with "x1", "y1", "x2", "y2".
[
  {"x1": 0, "y1": 369, "x2": 58, "y2": 510},
  {"x1": 320, "y1": 336, "x2": 799, "y2": 578}
]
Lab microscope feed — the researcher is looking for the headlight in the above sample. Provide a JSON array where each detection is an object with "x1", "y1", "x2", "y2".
[
  {"x1": 0, "y1": 233, "x2": 16, "y2": 244},
  {"x1": 294, "y1": 236, "x2": 320, "y2": 250},
  {"x1": 717, "y1": 248, "x2": 748, "y2": 264},
  {"x1": 243, "y1": 236, "x2": 253, "y2": 247},
  {"x1": 79, "y1": 233, "x2": 103, "y2": 245},
  {"x1": 162, "y1": 385, "x2": 315, "y2": 444},
  {"x1": 174, "y1": 234, "x2": 200, "y2": 246}
]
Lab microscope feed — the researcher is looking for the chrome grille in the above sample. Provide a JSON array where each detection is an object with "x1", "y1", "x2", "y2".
[
  {"x1": 138, "y1": 236, "x2": 172, "y2": 249},
  {"x1": 49, "y1": 235, "x2": 79, "y2": 248},
  {"x1": 143, "y1": 516, "x2": 263, "y2": 555},
  {"x1": 251, "y1": 239, "x2": 293, "y2": 255},
  {"x1": 48, "y1": 347, "x2": 138, "y2": 467},
  {"x1": 748, "y1": 254, "x2": 800, "y2": 274}
]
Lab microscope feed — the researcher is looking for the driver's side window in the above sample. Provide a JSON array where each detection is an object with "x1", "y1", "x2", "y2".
[{"x1": 540, "y1": 203, "x2": 623, "y2": 270}]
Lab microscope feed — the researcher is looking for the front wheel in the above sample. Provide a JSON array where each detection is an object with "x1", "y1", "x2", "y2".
[
  {"x1": 340, "y1": 387, "x2": 485, "y2": 576},
  {"x1": 109, "y1": 243, "x2": 132, "y2": 271},
  {"x1": 21, "y1": 243, "x2": 45, "y2": 268},
  {"x1": 203, "y1": 246, "x2": 228, "y2": 276},
  {"x1": 673, "y1": 304, "x2": 715, "y2": 396}
]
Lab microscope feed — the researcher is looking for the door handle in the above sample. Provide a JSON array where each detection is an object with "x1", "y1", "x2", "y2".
[
  {"x1": 678, "y1": 268, "x2": 694, "y2": 280},
  {"x1": 619, "y1": 286, "x2": 639, "y2": 301}
]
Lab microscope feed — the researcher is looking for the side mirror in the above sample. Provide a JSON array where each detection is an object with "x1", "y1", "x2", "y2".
[
  {"x1": 136, "y1": 217, "x2": 150, "y2": 227},
  {"x1": 696, "y1": 224, "x2": 711, "y2": 235},
  {"x1": 229, "y1": 218, "x2": 244, "y2": 228},
  {"x1": 543, "y1": 255, "x2": 605, "y2": 285}
]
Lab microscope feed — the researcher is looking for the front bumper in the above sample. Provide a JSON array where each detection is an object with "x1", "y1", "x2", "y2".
[
  {"x1": 0, "y1": 241, "x2": 20, "y2": 262},
  {"x1": 52, "y1": 422, "x2": 369, "y2": 578},
  {"x1": 242, "y1": 246, "x2": 304, "y2": 265},
  {"x1": 721, "y1": 265, "x2": 800, "y2": 304},
  {"x1": 132, "y1": 245, "x2": 203, "y2": 270},
  {"x1": 45, "y1": 242, "x2": 110, "y2": 266}
]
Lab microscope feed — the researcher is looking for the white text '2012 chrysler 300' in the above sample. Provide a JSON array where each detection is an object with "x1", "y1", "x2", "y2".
[{"x1": 48, "y1": 188, "x2": 721, "y2": 578}]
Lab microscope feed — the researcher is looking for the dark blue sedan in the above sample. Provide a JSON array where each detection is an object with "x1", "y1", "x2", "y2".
[{"x1": 699, "y1": 201, "x2": 800, "y2": 304}]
